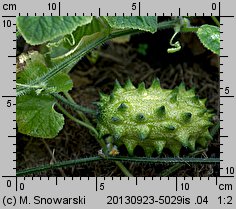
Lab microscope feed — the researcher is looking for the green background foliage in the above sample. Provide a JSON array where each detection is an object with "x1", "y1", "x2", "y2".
[{"x1": 17, "y1": 16, "x2": 93, "y2": 45}]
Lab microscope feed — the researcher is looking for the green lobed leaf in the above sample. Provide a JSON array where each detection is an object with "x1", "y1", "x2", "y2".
[
  {"x1": 47, "y1": 17, "x2": 108, "y2": 59},
  {"x1": 103, "y1": 16, "x2": 158, "y2": 33},
  {"x1": 16, "y1": 52, "x2": 72, "y2": 138},
  {"x1": 17, "y1": 16, "x2": 93, "y2": 45},
  {"x1": 197, "y1": 24, "x2": 220, "y2": 55},
  {"x1": 17, "y1": 94, "x2": 64, "y2": 138},
  {"x1": 45, "y1": 17, "x2": 111, "y2": 72}
]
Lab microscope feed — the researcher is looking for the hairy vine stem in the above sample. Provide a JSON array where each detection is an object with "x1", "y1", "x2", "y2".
[
  {"x1": 105, "y1": 156, "x2": 220, "y2": 164},
  {"x1": 16, "y1": 19, "x2": 180, "y2": 97},
  {"x1": 16, "y1": 156, "x2": 220, "y2": 176},
  {"x1": 16, "y1": 156, "x2": 101, "y2": 176},
  {"x1": 52, "y1": 93, "x2": 96, "y2": 115},
  {"x1": 16, "y1": 30, "x2": 134, "y2": 96},
  {"x1": 180, "y1": 26, "x2": 198, "y2": 33}
]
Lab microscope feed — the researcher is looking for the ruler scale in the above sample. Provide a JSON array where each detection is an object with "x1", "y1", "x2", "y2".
[{"x1": 0, "y1": 0, "x2": 235, "y2": 208}]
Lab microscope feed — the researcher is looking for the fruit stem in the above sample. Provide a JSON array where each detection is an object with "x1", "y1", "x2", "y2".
[
  {"x1": 57, "y1": 95, "x2": 134, "y2": 177},
  {"x1": 56, "y1": 102, "x2": 99, "y2": 139},
  {"x1": 61, "y1": 92, "x2": 106, "y2": 148},
  {"x1": 63, "y1": 91, "x2": 91, "y2": 122},
  {"x1": 52, "y1": 93, "x2": 96, "y2": 115}
]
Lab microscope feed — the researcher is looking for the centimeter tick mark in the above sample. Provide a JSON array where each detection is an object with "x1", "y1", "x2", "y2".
[
  {"x1": 59, "y1": 2, "x2": 61, "y2": 16},
  {"x1": 95, "y1": 177, "x2": 98, "y2": 191},
  {"x1": 2, "y1": 96, "x2": 16, "y2": 98},
  {"x1": 220, "y1": 95, "x2": 235, "y2": 98},
  {"x1": 175, "y1": 177, "x2": 178, "y2": 191},
  {"x1": 220, "y1": 55, "x2": 229, "y2": 58},
  {"x1": 138, "y1": 2, "x2": 141, "y2": 16}
]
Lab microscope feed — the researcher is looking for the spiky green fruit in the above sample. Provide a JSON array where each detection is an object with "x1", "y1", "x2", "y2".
[{"x1": 97, "y1": 79, "x2": 214, "y2": 157}]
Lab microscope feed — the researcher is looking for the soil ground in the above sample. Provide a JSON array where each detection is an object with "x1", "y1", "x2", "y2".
[{"x1": 16, "y1": 17, "x2": 220, "y2": 177}]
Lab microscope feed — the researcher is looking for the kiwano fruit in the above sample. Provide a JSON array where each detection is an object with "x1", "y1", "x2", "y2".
[{"x1": 96, "y1": 79, "x2": 214, "y2": 157}]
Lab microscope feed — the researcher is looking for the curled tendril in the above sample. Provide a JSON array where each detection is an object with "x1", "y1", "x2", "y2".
[
  {"x1": 64, "y1": 33, "x2": 75, "y2": 46},
  {"x1": 167, "y1": 24, "x2": 181, "y2": 53}
]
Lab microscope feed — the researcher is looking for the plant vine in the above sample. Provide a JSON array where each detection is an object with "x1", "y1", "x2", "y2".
[{"x1": 16, "y1": 16, "x2": 220, "y2": 176}]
